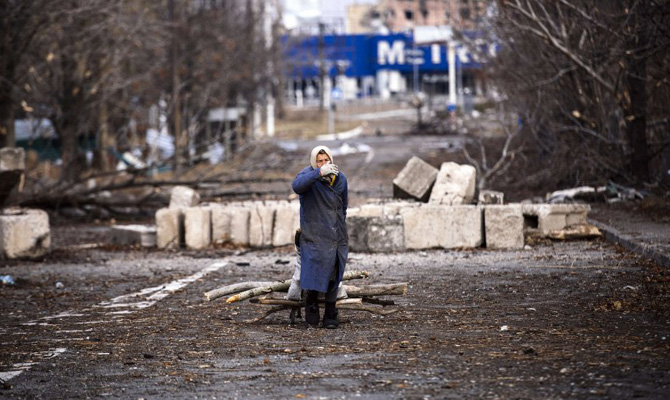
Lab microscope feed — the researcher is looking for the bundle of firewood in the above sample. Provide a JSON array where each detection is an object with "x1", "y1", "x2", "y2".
[{"x1": 204, "y1": 270, "x2": 407, "y2": 323}]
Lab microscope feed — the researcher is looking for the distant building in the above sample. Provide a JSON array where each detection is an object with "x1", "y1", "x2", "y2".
[{"x1": 346, "y1": 0, "x2": 489, "y2": 34}]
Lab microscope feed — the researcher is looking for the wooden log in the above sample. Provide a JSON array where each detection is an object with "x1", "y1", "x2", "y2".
[
  {"x1": 343, "y1": 283, "x2": 408, "y2": 297},
  {"x1": 225, "y1": 270, "x2": 370, "y2": 304},
  {"x1": 255, "y1": 298, "x2": 362, "y2": 307},
  {"x1": 338, "y1": 304, "x2": 399, "y2": 315},
  {"x1": 204, "y1": 281, "x2": 276, "y2": 302}
]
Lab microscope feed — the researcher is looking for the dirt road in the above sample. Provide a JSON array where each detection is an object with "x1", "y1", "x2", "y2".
[{"x1": 2, "y1": 231, "x2": 669, "y2": 399}]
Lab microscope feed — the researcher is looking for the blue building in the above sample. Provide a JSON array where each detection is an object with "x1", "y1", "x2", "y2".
[{"x1": 282, "y1": 31, "x2": 489, "y2": 104}]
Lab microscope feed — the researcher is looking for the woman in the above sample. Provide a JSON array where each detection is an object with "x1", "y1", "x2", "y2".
[{"x1": 292, "y1": 145, "x2": 348, "y2": 328}]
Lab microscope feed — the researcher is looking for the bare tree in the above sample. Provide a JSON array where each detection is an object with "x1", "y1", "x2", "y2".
[{"x1": 492, "y1": 0, "x2": 670, "y2": 186}]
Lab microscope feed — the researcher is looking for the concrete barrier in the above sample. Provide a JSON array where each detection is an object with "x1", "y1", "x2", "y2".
[
  {"x1": 184, "y1": 207, "x2": 211, "y2": 249},
  {"x1": 401, "y1": 205, "x2": 482, "y2": 249},
  {"x1": 156, "y1": 207, "x2": 183, "y2": 249},
  {"x1": 0, "y1": 208, "x2": 50, "y2": 259},
  {"x1": 484, "y1": 205, "x2": 524, "y2": 249},
  {"x1": 272, "y1": 203, "x2": 300, "y2": 247},
  {"x1": 229, "y1": 206, "x2": 251, "y2": 246},
  {"x1": 429, "y1": 162, "x2": 476, "y2": 205},
  {"x1": 249, "y1": 204, "x2": 275, "y2": 248},
  {"x1": 522, "y1": 204, "x2": 591, "y2": 236},
  {"x1": 169, "y1": 186, "x2": 200, "y2": 209},
  {"x1": 393, "y1": 156, "x2": 438, "y2": 202}
]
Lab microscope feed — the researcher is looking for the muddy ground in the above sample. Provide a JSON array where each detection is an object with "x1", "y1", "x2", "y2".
[
  {"x1": 1, "y1": 230, "x2": 669, "y2": 399},
  {"x1": 2, "y1": 113, "x2": 670, "y2": 399}
]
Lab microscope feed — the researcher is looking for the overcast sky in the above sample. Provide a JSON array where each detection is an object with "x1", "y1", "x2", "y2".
[{"x1": 282, "y1": 0, "x2": 378, "y2": 30}]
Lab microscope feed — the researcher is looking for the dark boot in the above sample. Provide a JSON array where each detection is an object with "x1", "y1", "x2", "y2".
[
  {"x1": 304, "y1": 290, "x2": 320, "y2": 327},
  {"x1": 323, "y1": 302, "x2": 339, "y2": 329}
]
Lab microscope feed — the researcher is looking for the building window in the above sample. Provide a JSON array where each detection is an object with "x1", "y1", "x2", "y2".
[
  {"x1": 460, "y1": 7, "x2": 471, "y2": 20},
  {"x1": 405, "y1": 10, "x2": 414, "y2": 20},
  {"x1": 421, "y1": 9, "x2": 428, "y2": 19}
]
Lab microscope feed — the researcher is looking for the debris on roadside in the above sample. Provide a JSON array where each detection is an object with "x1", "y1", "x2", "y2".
[
  {"x1": 205, "y1": 270, "x2": 406, "y2": 324},
  {"x1": 1, "y1": 275, "x2": 16, "y2": 285}
]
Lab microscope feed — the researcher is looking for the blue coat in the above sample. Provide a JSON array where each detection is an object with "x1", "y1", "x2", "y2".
[{"x1": 292, "y1": 166, "x2": 348, "y2": 293}]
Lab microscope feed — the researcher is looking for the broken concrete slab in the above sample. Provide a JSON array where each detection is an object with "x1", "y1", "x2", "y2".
[
  {"x1": 184, "y1": 207, "x2": 211, "y2": 249},
  {"x1": 401, "y1": 205, "x2": 483, "y2": 249},
  {"x1": 484, "y1": 205, "x2": 524, "y2": 249},
  {"x1": 272, "y1": 203, "x2": 300, "y2": 247},
  {"x1": 111, "y1": 225, "x2": 157, "y2": 247},
  {"x1": 479, "y1": 190, "x2": 504, "y2": 205},
  {"x1": 521, "y1": 204, "x2": 591, "y2": 236},
  {"x1": 169, "y1": 186, "x2": 200, "y2": 209},
  {"x1": 0, "y1": 208, "x2": 50, "y2": 259},
  {"x1": 393, "y1": 156, "x2": 438, "y2": 202},
  {"x1": 155, "y1": 207, "x2": 183, "y2": 249},
  {"x1": 249, "y1": 204, "x2": 275, "y2": 248},
  {"x1": 547, "y1": 223, "x2": 601, "y2": 240},
  {"x1": 429, "y1": 162, "x2": 476, "y2": 205},
  {"x1": 0, "y1": 147, "x2": 25, "y2": 207}
]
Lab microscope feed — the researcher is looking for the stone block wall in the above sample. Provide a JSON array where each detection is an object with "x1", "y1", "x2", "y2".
[{"x1": 154, "y1": 201, "x2": 592, "y2": 251}]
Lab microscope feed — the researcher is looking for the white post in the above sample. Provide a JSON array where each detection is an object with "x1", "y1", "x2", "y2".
[
  {"x1": 448, "y1": 41, "x2": 457, "y2": 108},
  {"x1": 266, "y1": 94, "x2": 275, "y2": 138}
]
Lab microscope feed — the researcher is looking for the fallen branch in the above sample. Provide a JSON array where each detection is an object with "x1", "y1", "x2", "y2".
[
  {"x1": 204, "y1": 281, "x2": 276, "y2": 302},
  {"x1": 336, "y1": 304, "x2": 399, "y2": 316},
  {"x1": 343, "y1": 283, "x2": 407, "y2": 297},
  {"x1": 254, "y1": 298, "x2": 362, "y2": 307},
  {"x1": 225, "y1": 270, "x2": 370, "y2": 304}
]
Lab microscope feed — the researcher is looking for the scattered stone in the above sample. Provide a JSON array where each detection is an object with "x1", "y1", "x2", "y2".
[
  {"x1": 392, "y1": 156, "x2": 438, "y2": 202},
  {"x1": 429, "y1": 162, "x2": 476, "y2": 205},
  {"x1": 110, "y1": 225, "x2": 157, "y2": 247},
  {"x1": 0, "y1": 208, "x2": 50, "y2": 259},
  {"x1": 169, "y1": 186, "x2": 200, "y2": 209},
  {"x1": 478, "y1": 190, "x2": 504, "y2": 205}
]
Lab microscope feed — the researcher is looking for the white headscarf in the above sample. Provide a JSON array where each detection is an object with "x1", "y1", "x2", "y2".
[{"x1": 310, "y1": 145, "x2": 333, "y2": 169}]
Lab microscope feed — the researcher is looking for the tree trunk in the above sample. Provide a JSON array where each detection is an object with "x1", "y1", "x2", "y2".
[
  {"x1": 625, "y1": 10, "x2": 650, "y2": 182},
  {"x1": 0, "y1": 97, "x2": 15, "y2": 148}
]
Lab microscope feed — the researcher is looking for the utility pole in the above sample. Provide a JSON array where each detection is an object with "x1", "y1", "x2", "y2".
[
  {"x1": 318, "y1": 21, "x2": 325, "y2": 111},
  {"x1": 169, "y1": 0, "x2": 183, "y2": 174}
]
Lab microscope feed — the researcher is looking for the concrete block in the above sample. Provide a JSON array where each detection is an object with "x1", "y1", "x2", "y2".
[
  {"x1": 402, "y1": 205, "x2": 483, "y2": 249},
  {"x1": 381, "y1": 201, "x2": 420, "y2": 217},
  {"x1": 368, "y1": 215, "x2": 405, "y2": 252},
  {"x1": 347, "y1": 216, "x2": 373, "y2": 252},
  {"x1": 229, "y1": 206, "x2": 251, "y2": 246},
  {"x1": 211, "y1": 205, "x2": 233, "y2": 244},
  {"x1": 479, "y1": 190, "x2": 504, "y2": 205},
  {"x1": 272, "y1": 203, "x2": 300, "y2": 247},
  {"x1": 156, "y1": 207, "x2": 183, "y2": 249},
  {"x1": 0, "y1": 208, "x2": 50, "y2": 259},
  {"x1": 484, "y1": 205, "x2": 524, "y2": 249},
  {"x1": 522, "y1": 204, "x2": 591, "y2": 236},
  {"x1": 169, "y1": 186, "x2": 200, "y2": 209},
  {"x1": 111, "y1": 225, "x2": 157, "y2": 247},
  {"x1": 429, "y1": 162, "x2": 476, "y2": 205},
  {"x1": 392, "y1": 156, "x2": 438, "y2": 201},
  {"x1": 184, "y1": 207, "x2": 211, "y2": 250},
  {"x1": 249, "y1": 204, "x2": 275, "y2": 247}
]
